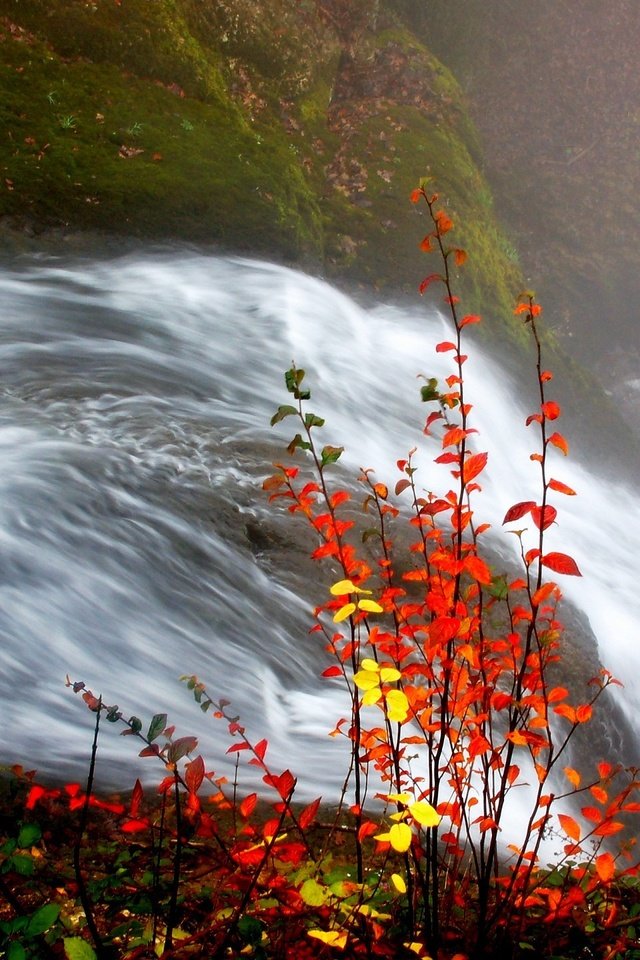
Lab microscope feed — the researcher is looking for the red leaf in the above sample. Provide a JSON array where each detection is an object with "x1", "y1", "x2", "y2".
[
  {"x1": 322, "y1": 665, "x2": 342, "y2": 678},
  {"x1": 239, "y1": 792, "x2": 258, "y2": 819},
  {"x1": 419, "y1": 273, "x2": 442, "y2": 295},
  {"x1": 130, "y1": 779, "x2": 144, "y2": 818},
  {"x1": 531, "y1": 504, "x2": 557, "y2": 530},
  {"x1": 395, "y1": 478, "x2": 411, "y2": 495},
  {"x1": 254, "y1": 738, "x2": 268, "y2": 762},
  {"x1": 502, "y1": 501, "x2": 536, "y2": 524},
  {"x1": 541, "y1": 401, "x2": 561, "y2": 420},
  {"x1": 185, "y1": 755, "x2": 205, "y2": 794},
  {"x1": 298, "y1": 796, "x2": 321, "y2": 830},
  {"x1": 263, "y1": 769, "x2": 296, "y2": 799},
  {"x1": 436, "y1": 341, "x2": 456, "y2": 353},
  {"x1": 541, "y1": 552, "x2": 582, "y2": 577},
  {"x1": 25, "y1": 785, "x2": 48, "y2": 810},
  {"x1": 462, "y1": 451, "x2": 488, "y2": 484},
  {"x1": 435, "y1": 452, "x2": 459, "y2": 465},
  {"x1": 121, "y1": 818, "x2": 150, "y2": 833},
  {"x1": 227, "y1": 742, "x2": 250, "y2": 754}
]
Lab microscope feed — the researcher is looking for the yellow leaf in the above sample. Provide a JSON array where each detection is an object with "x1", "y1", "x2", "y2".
[
  {"x1": 385, "y1": 689, "x2": 409, "y2": 723},
  {"x1": 353, "y1": 669, "x2": 380, "y2": 691},
  {"x1": 386, "y1": 792, "x2": 411, "y2": 804},
  {"x1": 388, "y1": 822, "x2": 412, "y2": 852},
  {"x1": 308, "y1": 930, "x2": 348, "y2": 949},
  {"x1": 362, "y1": 686, "x2": 382, "y2": 706},
  {"x1": 409, "y1": 800, "x2": 441, "y2": 828},
  {"x1": 361, "y1": 658, "x2": 379, "y2": 672},
  {"x1": 358, "y1": 598, "x2": 384, "y2": 614},
  {"x1": 333, "y1": 602, "x2": 356, "y2": 623},
  {"x1": 379, "y1": 666, "x2": 401, "y2": 682},
  {"x1": 330, "y1": 579, "x2": 356, "y2": 595},
  {"x1": 404, "y1": 943, "x2": 430, "y2": 957},
  {"x1": 391, "y1": 873, "x2": 407, "y2": 893}
]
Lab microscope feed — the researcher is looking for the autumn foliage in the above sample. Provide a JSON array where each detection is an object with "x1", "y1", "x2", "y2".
[{"x1": 3, "y1": 185, "x2": 640, "y2": 960}]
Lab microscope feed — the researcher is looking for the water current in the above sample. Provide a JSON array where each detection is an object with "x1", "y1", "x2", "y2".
[{"x1": 0, "y1": 250, "x2": 637, "y2": 805}]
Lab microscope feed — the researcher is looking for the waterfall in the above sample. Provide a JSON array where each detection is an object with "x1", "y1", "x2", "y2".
[{"x1": 0, "y1": 250, "x2": 637, "y2": 803}]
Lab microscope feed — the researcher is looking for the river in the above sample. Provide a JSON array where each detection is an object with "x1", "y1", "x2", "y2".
[{"x1": 0, "y1": 249, "x2": 637, "y2": 804}]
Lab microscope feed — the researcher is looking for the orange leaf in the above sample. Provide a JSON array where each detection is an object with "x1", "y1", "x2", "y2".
[
  {"x1": 593, "y1": 820, "x2": 624, "y2": 837},
  {"x1": 576, "y1": 703, "x2": 592, "y2": 723},
  {"x1": 558, "y1": 813, "x2": 581, "y2": 842},
  {"x1": 454, "y1": 248, "x2": 467, "y2": 266},
  {"x1": 595, "y1": 851, "x2": 616, "y2": 883},
  {"x1": 549, "y1": 432, "x2": 569, "y2": 456},
  {"x1": 459, "y1": 313, "x2": 481, "y2": 328},
  {"x1": 436, "y1": 341, "x2": 457, "y2": 353},
  {"x1": 563, "y1": 767, "x2": 581, "y2": 788},
  {"x1": 463, "y1": 554, "x2": 492, "y2": 585},
  {"x1": 548, "y1": 478, "x2": 576, "y2": 496},
  {"x1": 532, "y1": 581, "x2": 557, "y2": 607},
  {"x1": 462, "y1": 451, "x2": 488, "y2": 484}
]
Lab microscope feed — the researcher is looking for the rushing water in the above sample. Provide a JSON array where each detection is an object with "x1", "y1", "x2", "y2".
[{"x1": 0, "y1": 250, "x2": 638, "y2": 801}]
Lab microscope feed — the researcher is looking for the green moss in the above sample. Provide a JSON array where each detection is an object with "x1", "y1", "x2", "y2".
[
  {"x1": 0, "y1": 0, "x2": 522, "y2": 344},
  {"x1": 0, "y1": 28, "x2": 322, "y2": 255},
  {"x1": 0, "y1": 0, "x2": 228, "y2": 103}
]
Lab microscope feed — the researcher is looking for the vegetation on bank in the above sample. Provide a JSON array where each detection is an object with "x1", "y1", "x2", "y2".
[
  {"x1": 0, "y1": 0, "x2": 523, "y2": 338},
  {"x1": 2, "y1": 189, "x2": 640, "y2": 960}
]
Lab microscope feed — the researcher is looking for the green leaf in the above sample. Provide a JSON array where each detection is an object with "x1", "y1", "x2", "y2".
[
  {"x1": 420, "y1": 378, "x2": 440, "y2": 402},
  {"x1": 25, "y1": 902, "x2": 60, "y2": 937},
  {"x1": 321, "y1": 445, "x2": 343, "y2": 466},
  {"x1": 238, "y1": 916, "x2": 264, "y2": 945},
  {"x1": 146, "y1": 713, "x2": 167, "y2": 743},
  {"x1": 287, "y1": 433, "x2": 312, "y2": 455},
  {"x1": 362, "y1": 529, "x2": 380, "y2": 543},
  {"x1": 304, "y1": 412, "x2": 325, "y2": 429},
  {"x1": 64, "y1": 938, "x2": 98, "y2": 960},
  {"x1": 7, "y1": 942, "x2": 27, "y2": 960},
  {"x1": 487, "y1": 575, "x2": 509, "y2": 601},
  {"x1": 128, "y1": 716, "x2": 143, "y2": 734},
  {"x1": 300, "y1": 878, "x2": 330, "y2": 907},
  {"x1": 17, "y1": 823, "x2": 41, "y2": 849},
  {"x1": 8, "y1": 854, "x2": 35, "y2": 877},
  {"x1": 270, "y1": 404, "x2": 298, "y2": 426},
  {"x1": 284, "y1": 368, "x2": 311, "y2": 400}
]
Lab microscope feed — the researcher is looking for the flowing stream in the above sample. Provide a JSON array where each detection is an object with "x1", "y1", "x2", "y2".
[{"x1": 0, "y1": 250, "x2": 638, "y2": 804}]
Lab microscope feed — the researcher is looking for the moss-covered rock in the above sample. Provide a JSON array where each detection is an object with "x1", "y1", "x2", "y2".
[{"x1": 0, "y1": 0, "x2": 523, "y2": 342}]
